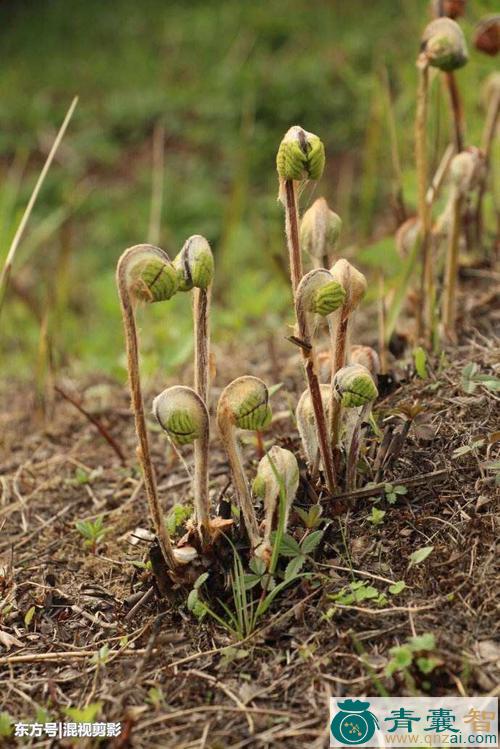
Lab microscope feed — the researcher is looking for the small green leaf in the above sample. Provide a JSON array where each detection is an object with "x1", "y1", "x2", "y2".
[
  {"x1": 277, "y1": 533, "x2": 302, "y2": 557},
  {"x1": 268, "y1": 383, "x2": 284, "y2": 397},
  {"x1": 386, "y1": 645, "x2": 413, "y2": 675},
  {"x1": 74, "y1": 467, "x2": 90, "y2": 485},
  {"x1": 408, "y1": 546, "x2": 434, "y2": 568},
  {"x1": 474, "y1": 375, "x2": 500, "y2": 392},
  {"x1": 353, "y1": 584, "x2": 379, "y2": 602},
  {"x1": 147, "y1": 687, "x2": 164, "y2": 708},
  {"x1": 294, "y1": 507, "x2": 309, "y2": 526},
  {"x1": 0, "y1": 713, "x2": 12, "y2": 737},
  {"x1": 91, "y1": 644, "x2": 110, "y2": 665},
  {"x1": 409, "y1": 633, "x2": 436, "y2": 651},
  {"x1": 35, "y1": 708, "x2": 52, "y2": 724},
  {"x1": 242, "y1": 574, "x2": 261, "y2": 591},
  {"x1": 249, "y1": 557, "x2": 266, "y2": 576},
  {"x1": 24, "y1": 606, "x2": 36, "y2": 627},
  {"x1": 187, "y1": 589, "x2": 199, "y2": 611},
  {"x1": 259, "y1": 573, "x2": 276, "y2": 592},
  {"x1": 416, "y1": 656, "x2": 440, "y2": 674},
  {"x1": 414, "y1": 347, "x2": 428, "y2": 379},
  {"x1": 166, "y1": 503, "x2": 192, "y2": 535},
  {"x1": 193, "y1": 572, "x2": 209, "y2": 590},
  {"x1": 65, "y1": 703, "x2": 102, "y2": 723},
  {"x1": 388, "y1": 581, "x2": 406, "y2": 595},
  {"x1": 301, "y1": 530, "x2": 324, "y2": 554},
  {"x1": 284, "y1": 554, "x2": 306, "y2": 581},
  {"x1": 453, "y1": 439, "x2": 484, "y2": 459},
  {"x1": 295, "y1": 503, "x2": 323, "y2": 529},
  {"x1": 336, "y1": 591, "x2": 355, "y2": 604},
  {"x1": 368, "y1": 507, "x2": 386, "y2": 526},
  {"x1": 461, "y1": 362, "x2": 479, "y2": 393}
]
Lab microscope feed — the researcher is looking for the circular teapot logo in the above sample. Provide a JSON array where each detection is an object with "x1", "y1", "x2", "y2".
[{"x1": 330, "y1": 699, "x2": 379, "y2": 745}]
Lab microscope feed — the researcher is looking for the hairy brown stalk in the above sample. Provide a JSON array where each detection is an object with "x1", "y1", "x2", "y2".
[
  {"x1": 442, "y1": 191, "x2": 464, "y2": 338},
  {"x1": 284, "y1": 180, "x2": 303, "y2": 295},
  {"x1": 296, "y1": 299, "x2": 336, "y2": 494},
  {"x1": 377, "y1": 273, "x2": 388, "y2": 375},
  {"x1": 444, "y1": 72, "x2": 464, "y2": 153},
  {"x1": 415, "y1": 61, "x2": 434, "y2": 341},
  {"x1": 116, "y1": 259, "x2": 176, "y2": 570},
  {"x1": 217, "y1": 418, "x2": 262, "y2": 550},
  {"x1": 194, "y1": 418, "x2": 210, "y2": 538},
  {"x1": 475, "y1": 89, "x2": 500, "y2": 247},
  {"x1": 193, "y1": 287, "x2": 210, "y2": 405},
  {"x1": 346, "y1": 404, "x2": 371, "y2": 491},
  {"x1": 328, "y1": 313, "x2": 349, "y2": 456},
  {"x1": 193, "y1": 286, "x2": 211, "y2": 540}
]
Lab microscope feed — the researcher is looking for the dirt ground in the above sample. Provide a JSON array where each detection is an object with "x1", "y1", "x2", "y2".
[{"x1": 0, "y1": 275, "x2": 499, "y2": 748}]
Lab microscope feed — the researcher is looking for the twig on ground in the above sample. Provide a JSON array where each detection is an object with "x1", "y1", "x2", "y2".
[
  {"x1": 54, "y1": 385, "x2": 126, "y2": 464},
  {"x1": 322, "y1": 467, "x2": 457, "y2": 506}
]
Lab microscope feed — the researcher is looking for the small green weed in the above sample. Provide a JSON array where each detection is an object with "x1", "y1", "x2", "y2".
[{"x1": 75, "y1": 515, "x2": 106, "y2": 553}]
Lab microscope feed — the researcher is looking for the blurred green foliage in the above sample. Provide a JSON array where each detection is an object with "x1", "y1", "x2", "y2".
[{"x1": 0, "y1": 0, "x2": 496, "y2": 381}]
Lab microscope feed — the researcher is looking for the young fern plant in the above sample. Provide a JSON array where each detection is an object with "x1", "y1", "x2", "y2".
[
  {"x1": 173, "y1": 235, "x2": 214, "y2": 405},
  {"x1": 116, "y1": 244, "x2": 179, "y2": 570},
  {"x1": 216, "y1": 376, "x2": 272, "y2": 551},
  {"x1": 329, "y1": 259, "x2": 367, "y2": 374},
  {"x1": 431, "y1": 0, "x2": 466, "y2": 19},
  {"x1": 296, "y1": 384, "x2": 331, "y2": 476},
  {"x1": 416, "y1": 17, "x2": 468, "y2": 341},
  {"x1": 332, "y1": 364, "x2": 378, "y2": 490},
  {"x1": 350, "y1": 345, "x2": 381, "y2": 378},
  {"x1": 475, "y1": 73, "x2": 500, "y2": 248},
  {"x1": 153, "y1": 385, "x2": 223, "y2": 549},
  {"x1": 295, "y1": 269, "x2": 346, "y2": 493},
  {"x1": 423, "y1": 16, "x2": 468, "y2": 151},
  {"x1": 276, "y1": 126, "x2": 325, "y2": 294},
  {"x1": 473, "y1": 15, "x2": 500, "y2": 57},
  {"x1": 300, "y1": 197, "x2": 342, "y2": 269},
  {"x1": 252, "y1": 445, "x2": 299, "y2": 566},
  {"x1": 442, "y1": 149, "x2": 484, "y2": 338},
  {"x1": 328, "y1": 259, "x2": 367, "y2": 453}
]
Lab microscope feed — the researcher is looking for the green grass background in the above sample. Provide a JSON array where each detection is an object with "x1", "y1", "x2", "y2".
[{"x1": 0, "y1": 0, "x2": 496, "y2": 382}]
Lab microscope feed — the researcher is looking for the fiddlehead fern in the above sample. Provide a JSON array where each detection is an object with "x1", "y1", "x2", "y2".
[
  {"x1": 296, "y1": 384, "x2": 331, "y2": 472},
  {"x1": 276, "y1": 126, "x2": 325, "y2": 182},
  {"x1": 350, "y1": 346, "x2": 381, "y2": 377},
  {"x1": 173, "y1": 235, "x2": 214, "y2": 406},
  {"x1": 153, "y1": 385, "x2": 211, "y2": 544},
  {"x1": 253, "y1": 446, "x2": 299, "y2": 565},
  {"x1": 116, "y1": 244, "x2": 179, "y2": 570},
  {"x1": 216, "y1": 376, "x2": 272, "y2": 550},
  {"x1": 276, "y1": 126, "x2": 325, "y2": 295},
  {"x1": 421, "y1": 17, "x2": 468, "y2": 71},
  {"x1": 173, "y1": 234, "x2": 214, "y2": 293},
  {"x1": 295, "y1": 269, "x2": 345, "y2": 493},
  {"x1": 328, "y1": 259, "x2": 367, "y2": 454},
  {"x1": 300, "y1": 197, "x2": 342, "y2": 268},
  {"x1": 442, "y1": 149, "x2": 485, "y2": 338},
  {"x1": 333, "y1": 364, "x2": 378, "y2": 491}
]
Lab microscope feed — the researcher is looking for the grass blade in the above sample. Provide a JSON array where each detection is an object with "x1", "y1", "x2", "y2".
[{"x1": 0, "y1": 96, "x2": 79, "y2": 317}]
